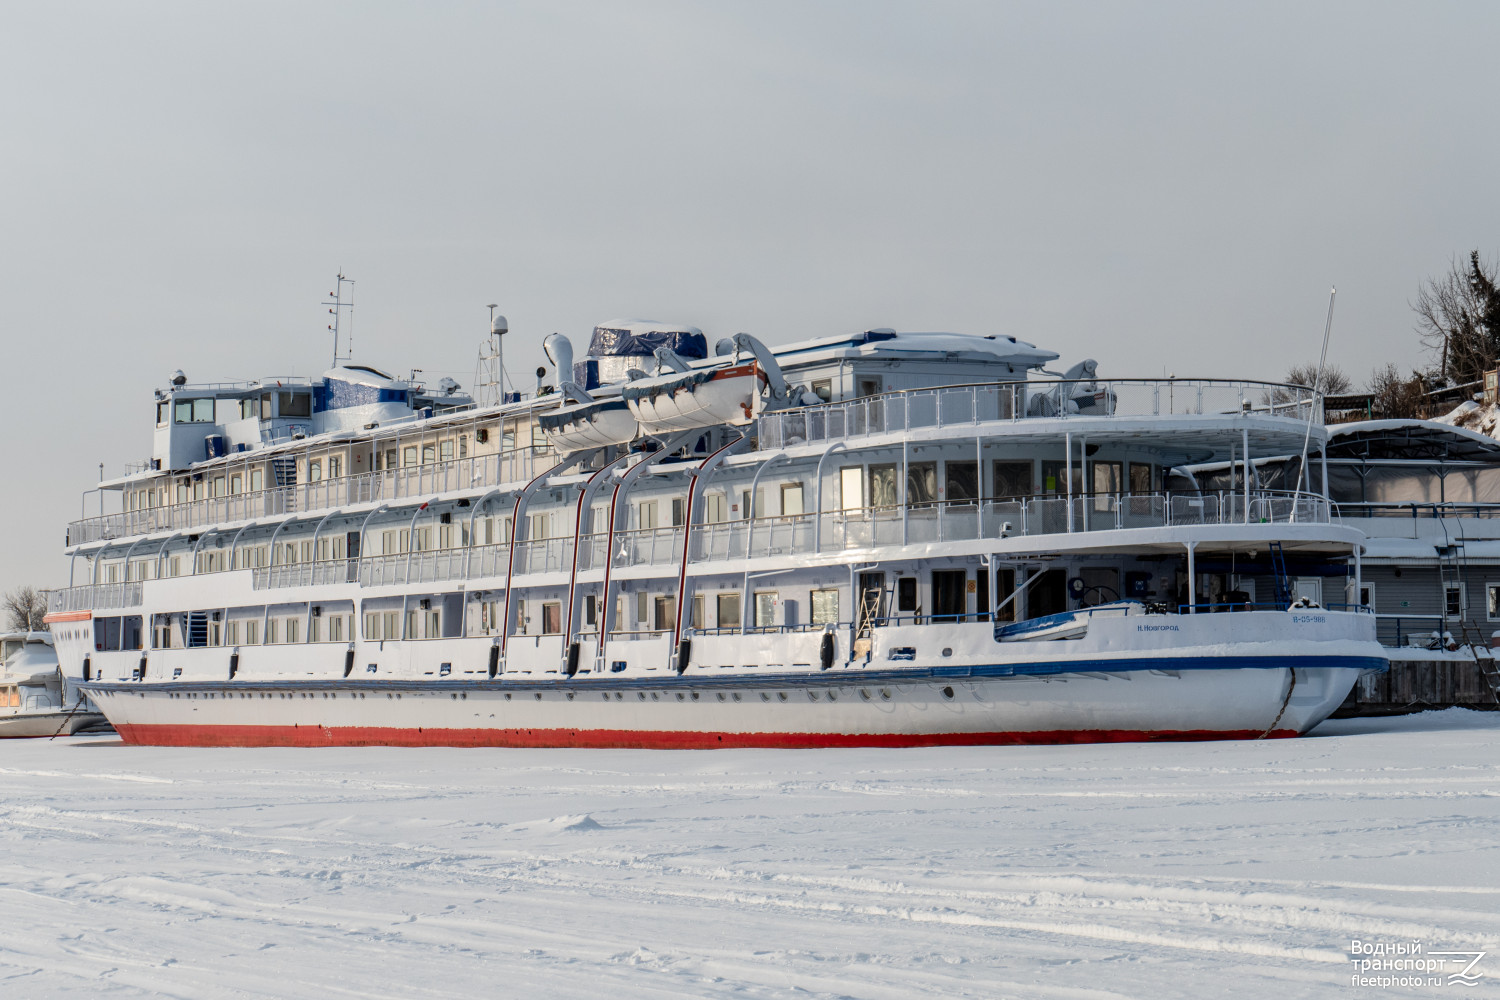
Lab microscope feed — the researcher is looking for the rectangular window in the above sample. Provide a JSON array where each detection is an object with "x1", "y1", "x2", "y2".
[
  {"x1": 386, "y1": 448, "x2": 398, "y2": 469},
  {"x1": 868, "y1": 464, "x2": 898, "y2": 507},
  {"x1": 260, "y1": 393, "x2": 272, "y2": 420},
  {"x1": 638, "y1": 500, "x2": 658, "y2": 530},
  {"x1": 907, "y1": 462, "x2": 937, "y2": 505},
  {"x1": 897, "y1": 577, "x2": 918, "y2": 612},
  {"x1": 1040, "y1": 461, "x2": 1085, "y2": 495},
  {"x1": 994, "y1": 568, "x2": 1017, "y2": 622},
  {"x1": 310, "y1": 615, "x2": 321, "y2": 643},
  {"x1": 241, "y1": 398, "x2": 257, "y2": 420},
  {"x1": 265, "y1": 619, "x2": 278, "y2": 645},
  {"x1": 671, "y1": 497, "x2": 686, "y2": 526},
  {"x1": 945, "y1": 461, "x2": 979, "y2": 503},
  {"x1": 458, "y1": 435, "x2": 468, "y2": 458},
  {"x1": 754, "y1": 591, "x2": 778, "y2": 628},
  {"x1": 308, "y1": 460, "x2": 322, "y2": 482},
  {"x1": 250, "y1": 469, "x2": 263, "y2": 492},
  {"x1": 440, "y1": 440, "x2": 453, "y2": 462},
  {"x1": 157, "y1": 402, "x2": 169, "y2": 426},
  {"x1": 529, "y1": 513, "x2": 548, "y2": 540},
  {"x1": 329, "y1": 455, "x2": 342, "y2": 478},
  {"x1": 636, "y1": 592, "x2": 648, "y2": 625},
  {"x1": 364, "y1": 613, "x2": 380, "y2": 640},
  {"x1": 780, "y1": 482, "x2": 804, "y2": 516},
  {"x1": 704, "y1": 493, "x2": 727, "y2": 523},
  {"x1": 403, "y1": 446, "x2": 417, "y2": 466},
  {"x1": 1445, "y1": 583, "x2": 1465, "y2": 618},
  {"x1": 1092, "y1": 461, "x2": 1123, "y2": 496},
  {"x1": 691, "y1": 594, "x2": 704, "y2": 630},
  {"x1": 384, "y1": 611, "x2": 398, "y2": 639},
  {"x1": 585, "y1": 594, "x2": 598, "y2": 627},
  {"x1": 716, "y1": 592, "x2": 741, "y2": 629},
  {"x1": 1128, "y1": 462, "x2": 1154, "y2": 494},
  {"x1": 810, "y1": 589, "x2": 839, "y2": 625},
  {"x1": 246, "y1": 620, "x2": 259, "y2": 645},
  {"x1": 331, "y1": 615, "x2": 344, "y2": 642},
  {"x1": 286, "y1": 618, "x2": 300, "y2": 644},
  {"x1": 177, "y1": 483, "x2": 189, "y2": 504},
  {"x1": 422, "y1": 444, "x2": 435, "y2": 465},
  {"x1": 653, "y1": 597, "x2": 675, "y2": 632},
  {"x1": 426, "y1": 610, "x2": 440, "y2": 638},
  {"x1": 278, "y1": 392, "x2": 311, "y2": 418},
  {"x1": 811, "y1": 378, "x2": 832, "y2": 402},
  {"x1": 840, "y1": 467, "x2": 864, "y2": 510}
]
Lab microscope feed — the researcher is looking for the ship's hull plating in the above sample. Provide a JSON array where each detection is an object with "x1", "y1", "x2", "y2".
[{"x1": 84, "y1": 661, "x2": 1367, "y2": 748}]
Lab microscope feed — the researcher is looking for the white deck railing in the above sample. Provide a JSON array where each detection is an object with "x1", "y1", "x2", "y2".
[
  {"x1": 67, "y1": 450, "x2": 544, "y2": 545},
  {"x1": 756, "y1": 379, "x2": 1321, "y2": 450}
]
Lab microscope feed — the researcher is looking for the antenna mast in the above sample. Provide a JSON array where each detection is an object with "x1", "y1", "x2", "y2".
[
  {"x1": 474, "y1": 304, "x2": 509, "y2": 406},
  {"x1": 323, "y1": 273, "x2": 355, "y2": 367}
]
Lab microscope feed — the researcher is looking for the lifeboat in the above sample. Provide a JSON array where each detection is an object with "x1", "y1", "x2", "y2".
[
  {"x1": 538, "y1": 397, "x2": 638, "y2": 452},
  {"x1": 622, "y1": 362, "x2": 767, "y2": 435}
]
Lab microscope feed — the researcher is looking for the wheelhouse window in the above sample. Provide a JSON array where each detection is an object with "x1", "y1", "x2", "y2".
[
  {"x1": 240, "y1": 398, "x2": 257, "y2": 420},
  {"x1": 174, "y1": 398, "x2": 215, "y2": 424},
  {"x1": 278, "y1": 392, "x2": 311, "y2": 418}
]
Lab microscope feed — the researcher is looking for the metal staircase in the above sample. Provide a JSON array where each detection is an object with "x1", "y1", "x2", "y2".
[{"x1": 1267, "y1": 542, "x2": 1292, "y2": 607}]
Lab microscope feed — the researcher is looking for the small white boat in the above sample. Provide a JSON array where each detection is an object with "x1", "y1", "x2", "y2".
[
  {"x1": 995, "y1": 601, "x2": 1145, "y2": 642},
  {"x1": 623, "y1": 361, "x2": 766, "y2": 434},
  {"x1": 0, "y1": 631, "x2": 107, "y2": 738},
  {"x1": 538, "y1": 397, "x2": 638, "y2": 451}
]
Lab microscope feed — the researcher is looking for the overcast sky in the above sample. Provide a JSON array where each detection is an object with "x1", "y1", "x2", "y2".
[{"x1": 2, "y1": 0, "x2": 1497, "y2": 599}]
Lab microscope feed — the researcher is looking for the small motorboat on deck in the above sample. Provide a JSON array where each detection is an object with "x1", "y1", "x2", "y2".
[{"x1": 0, "y1": 631, "x2": 108, "y2": 737}]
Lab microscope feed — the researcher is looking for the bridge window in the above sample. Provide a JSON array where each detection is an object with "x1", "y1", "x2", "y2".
[
  {"x1": 174, "y1": 398, "x2": 215, "y2": 424},
  {"x1": 278, "y1": 392, "x2": 311, "y2": 418}
]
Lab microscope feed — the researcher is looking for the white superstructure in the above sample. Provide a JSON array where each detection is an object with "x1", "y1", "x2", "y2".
[{"x1": 51, "y1": 311, "x2": 1386, "y2": 747}]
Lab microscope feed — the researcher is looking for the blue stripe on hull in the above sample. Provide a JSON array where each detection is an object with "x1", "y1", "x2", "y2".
[{"x1": 80, "y1": 653, "x2": 1387, "y2": 696}]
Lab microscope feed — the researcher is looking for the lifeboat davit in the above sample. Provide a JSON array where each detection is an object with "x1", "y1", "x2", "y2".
[
  {"x1": 622, "y1": 362, "x2": 767, "y2": 435},
  {"x1": 538, "y1": 397, "x2": 638, "y2": 452}
]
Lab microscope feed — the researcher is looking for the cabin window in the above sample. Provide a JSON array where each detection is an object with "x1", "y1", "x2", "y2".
[
  {"x1": 308, "y1": 460, "x2": 322, "y2": 482},
  {"x1": 265, "y1": 619, "x2": 278, "y2": 644},
  {"x1": 584, "y1": 594, "x2": 598, "y2": 627},
  {"x1": 691, "y1": 594, "x2": 704, "y2": 630},
  {"x1": 945, "y1": 461, "x2": 978, "y2": 503},
  {"x1": 858, "y1": 378, "x2": 881, "y2": 397},
  {"x1": 931, "y1": 570, "x2": 968, "y2": 621},
  {"x1": 866, "y1": 464, "x2": 897, "y2": 508},
  {"x1": 897, "y1": 577, "x2": 918, "y2": 613},
  {"x1": 1129, "y1": 462, "x2": 1154, "y2": 494},
  {"x1": 703, "y1": 493, "x2": 727, "y2": 523},
  {"x1": 286, "y1": 618, "x2": 300, "y2": 644},
  {"x1": 250, "y1": 469, "x2": 263, "y2": 492},
  {"x1": 383, "y1": 611, "x2": 398, "y2": 639},
  {"x1": 458, "y1": 435, "x2": 468, "y2": 458},
  {"x1": 363, "y1": 613, "x2": 380, "y2": 640},
  {"x1": 226, "y1": 620, "x2": 239, "y2": 646},
  {"x1": 330, "y1": 615, "x2": 344, "y2": 642},
  {"x1": 671, "y1": 498, "x2": 686, "y2": 526},
  {"x1": 840, "y1": 467, "x2": 864, "y2": 510},
  {"x1": 780, "y1": 483, "x2": 804, "y2": 516},
  {"x1": 994, "y1": 568, "x2": 1017, "y2": 622},
  {"x1": 907, "y1": 463, "x2": 937, "y2": 506},
  {"x1": 539, "y1": 602, "x2": 561, "y2": 635},
  {"x1": 192, "y1": 479, "x2": 204, "y2": 501},
  {"x1": 440, "y1": 440, "x2": 453, "y2": 462},
  {"x1": 328, "y1": 455, "x2": 342, "y2": 478},
  {"x1": 278, "y1": 392, "x2": 311, "y2": 418},
  {"x1": 812, "y1": 379, "x2": 832, "y2": 402},
  {"x1": 426, "y1": 610, "x2": 441, "y2": 638},
  {"x1": 754, "y1": 591, "x2": 778, "y2": 628},
  {"x1": 212, "y1": 476, "x2": 225, "y2": 497},
  {"x1": 810, "y1": 589, "x2": 839, "y2": 626},
  {"x1": 717, "y1": 593, "x2": 741, "y2": 629},
  {"x1": 1041, "y1": 461, "x2": 1084, "y2": 495},
  {"x1": 653, "y1": 597, "x2": 675, "y2": 632},
  {"x1": 529, "y1": 514, "x2": 549, "y2": 540},
  {"x1": 638, "y1": 501, "x2": 658, "y2": 530},
  {"x1": 240, "y1": 399, "x2": 257, "y2": 420},
  {"x1": 422, "y1": 444, "x2": 436, "y2": 465},
  {"x1": 1092, "y1": 461, "x2": 1123, "y2": 497},
  {"x1": 176, "y1": 483, "x2": 189, "y2": 504},
  {"x1": 636, "y1": 592, "x2": 649, "y2": 626},
  {"x1": 403, "y1": 446, "x2": 417, "y2": 466},
  {"x1": 246, "y1": 620, "x2": 259, "y2": 645},
  {"x1": 260, "y1": 393, "x2": 273, "y2": 419}
]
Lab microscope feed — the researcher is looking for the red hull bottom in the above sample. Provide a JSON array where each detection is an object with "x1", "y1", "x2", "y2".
[{"x1": 114, "y1": 723, "x2": 1299, "y2": 749}]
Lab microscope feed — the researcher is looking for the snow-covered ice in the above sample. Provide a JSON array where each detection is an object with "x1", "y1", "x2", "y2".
[{"x1": 2, "y1": 710, "x2": 1499, "y2": 998}]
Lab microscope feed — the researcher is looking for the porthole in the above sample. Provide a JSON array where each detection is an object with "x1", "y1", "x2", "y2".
[
  {"x1": 451, "y1": 693, "x2": 458, "y2": 700},
  {"x1": 941, "y1": 648, "x2": 953, "y2": 658},
  {"x1": 941, "y1": 686, "x2": 955, "y2": 699},
  {"x1": 690, "y1": 692, "x2": 699, "y2": 701},
  {"x1": 827, "y1": 691, "x2": 837, "y2": 702},
  {"x1": 534, "y1": 692, "x2": 543, "y2": 700},
  {"x1": 650, "y1": 692, "x2": 659, "y2": 701},
  {"x1": 716, "y1": 692, "x2": 726, "y2": 702},
  {"x1": 615, "y1": 692, "x2": 624, "y2": 700},
  {"x1": 675, "y1": 692, "x2": 685, "y2": 701},
  {"x1": 808, "y1": 691, "x2": 820, "y2": 702},
  {"x1": 879, "y1": 688, "x2": 891, "y2": 701},
  {"x1": 460, "y1": 692, "x2": 466, "y2": 700},
  {"x1": 760, "y1": 692, "x2": 770, "y2": 702},
  {"x1": 505, "y1": 692, "x2": 512, "y2": 700},
  {"x1": 601, "y1": 693, "x2": 611, "y2": 701},
  {"x1": 860, "y1": 689, "x2": 871, "y2": 700},
  {"x1": 732, "y1": 692, "x2": 741, "y2": 702},
  {"x1": 566, "y1": 692, "x2": 575, "y2": 701},
  {"x1": 638, "y1": 692, "x2": 647, "y2": 701},
  {"x1": 777, "y1": 692, "x2": 788, "y2": 702}
]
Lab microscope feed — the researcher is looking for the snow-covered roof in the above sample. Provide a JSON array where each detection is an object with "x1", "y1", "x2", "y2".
[{"x1": 1327, "y1": 419, "x2": 1500, "y2": 462}]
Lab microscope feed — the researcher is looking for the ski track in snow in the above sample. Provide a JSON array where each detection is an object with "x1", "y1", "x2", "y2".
[{"x1": 1, "y1": 711, "x2": 1498, "y2": 999}]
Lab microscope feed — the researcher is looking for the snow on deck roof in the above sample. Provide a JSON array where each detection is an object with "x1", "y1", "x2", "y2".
[
  {"x1": 1327, "y1": 419, "x2": 1500, "y2": 462},
  {"x1": 772, "y1": 330, "x2": 1059, "y2": 367}
]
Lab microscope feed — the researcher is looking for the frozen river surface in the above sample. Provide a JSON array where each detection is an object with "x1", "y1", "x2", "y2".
[{"x1": 2, "y1": 711, "x2": 1499, "y2": 999}]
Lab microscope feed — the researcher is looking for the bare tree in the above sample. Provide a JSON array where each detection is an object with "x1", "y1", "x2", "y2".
[
  {"x1": 3, "y1": 586, "x2": 47, "y2": 632},
  {"x1": 1367, "y1": 363, "x2": 1427, "y2": 420},
  {"x1": 1414, "y1": 250, "x2": 1500, "y2": 387},
  {"x1": 1284, "y1": 362, "x2": 1352, "y2": 395}
]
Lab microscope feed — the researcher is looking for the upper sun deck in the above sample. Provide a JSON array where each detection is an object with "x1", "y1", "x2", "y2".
[{"x1": 66, "y1": 370, "x2": 1323, "y2": 549}]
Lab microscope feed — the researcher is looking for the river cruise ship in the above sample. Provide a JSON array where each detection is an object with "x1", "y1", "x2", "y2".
[{"x1": 50, "y1": 316, "x2": 1385, "y2": 746}]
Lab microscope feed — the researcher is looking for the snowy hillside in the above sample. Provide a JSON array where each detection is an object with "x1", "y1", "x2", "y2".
[{"x1": 3, "y1": 712, "x2": 1498, "y2": 998}]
